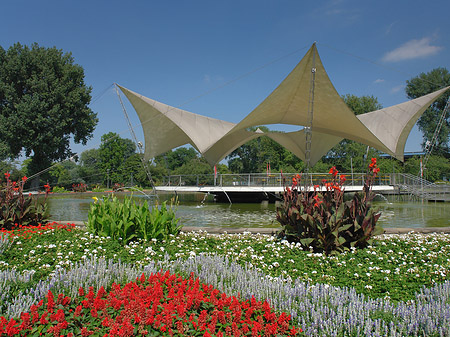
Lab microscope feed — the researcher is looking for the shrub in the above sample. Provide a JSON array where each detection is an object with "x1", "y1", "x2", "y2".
[
  {"x1": 87, "y1": 195, "x2": 181, "y2": 244},
  {"x1": 276, "y1": 158, "x2": 383, "y2": 255},
  {"x1": 112, "y1": 183, "x2": 124, "y2": 191},
  {"x1": 71, "y1": 183, "x2": 87, "y2": 192},
  {"x1": 91, "y1": 185, "x2": 104, "y2": 192},
  {"x1": 51, "y1": 186, "x2": 66, "y2": 193},
  {"x1": 0, "y1": 173, "x2": 51, "y2": 230}
]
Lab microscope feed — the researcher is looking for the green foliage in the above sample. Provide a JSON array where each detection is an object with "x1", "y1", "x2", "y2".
[
  {"x1": 87, "y1": 195, "x2": 181, "y2": 245},
  {"x1": 404, "y1": 155, "x2": 450, "y2": 182},
  {"x1": 172, "y1": 156, "x2": 214, "y2": 185},
  {"x1": 276, "y1": 160, "x2": 383, "y2": 255},
  {"x1": 0, "y1": 173, "x2": 50, "y2": 230},
  {"x1": 406, "y1": 67, "x2": 450, "y2": 155},
  {"x1": 50, "y1": 160, "x2": 84, "y2": 189},
  {"x1": 0, "y1": 42, "x2": 98, "y2": 176},
  {"x1": 77, "y1": 149, "x2": 102, "y2": 185},
  {"x1": 119, "y1": 153, "x2": 156, "y2": 188},
  {"x1": 99, "y1": 132, "x2": 136, "y2": 185},
  {"x1": 51, "y1": 186, "x2": 67, "y2": 193},
  {"x1": 163, "y1": 147, "x2": 198, "y2": 171},
  {"x1": 91, "y1": 185, "x2": 105, "y2": 192},
  {"x1": 227, "y1": 126, "x2": 303, "y2": 173},
  {"x1": 49, "y1": 163, "x2": 72, "y2": 188},
  {"x1": 341, "y1": 94, "x2": 383, "y2": 116}
]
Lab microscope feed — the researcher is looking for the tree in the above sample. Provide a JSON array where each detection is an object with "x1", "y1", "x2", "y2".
[
  {"x1": 77, "y1": 149, "x2": 102, "y2": 185},
  {"x1": 0, "y1": 42, "x2": 98, "y2": 178},
  {"x1": 172, "y1": 156, "x2": 215, "y2": 185},
  {"x1": 99, "y1": 132, "x2": 136, "y2": 185},
  {"x1": 327, "y1": 95, "x2": 383, "y2": 172},
  {"x1": 406, "y1": 68, "x2": 450, "y2": 156},
  {"x1": 403, "y1": 155, "x2": 450, "y2": 182},
  {"x1": 49, "y1": 160, "x2": 81, "y2": 188},
  {"x1": 226, "y1": 126, "x2": 303, "y2": 173},
  {"x1": 165, "y1": 147, "x2": 198, "y2": 171}
]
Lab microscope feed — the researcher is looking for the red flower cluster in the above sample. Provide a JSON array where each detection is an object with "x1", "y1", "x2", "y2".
[
  {"x1": 292, "y1": 174, "x2": 301, "y2": 187},
  {"x1": 369, "y1": 158, "x2": 380, "y2": 175},
  {"x1": 328, "y1": 166, "x2": 338, "y2": 177},
  {"x1": 0, "y1": 222, "x2": 75, "y2": 239},
  {"x1": 0, "y1": 271, "x2": 304, "y2": 336},
  {"x1": 72, "y1": 183, "x2": 87, "y2": 192}
]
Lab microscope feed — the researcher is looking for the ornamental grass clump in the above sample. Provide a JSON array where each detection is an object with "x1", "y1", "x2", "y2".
[
  {"x1": 87, "y1": 195, "x2": 181, "y2": 245},
  {"x1": 276, "y1": 159, "x2": 383, "y2": 255},
  {"x1": 0, "y1": 173, "x2": 51, "y2": 230},
  {"x1": 0, "y1": 271, "x2": 302, "y2": 336}
]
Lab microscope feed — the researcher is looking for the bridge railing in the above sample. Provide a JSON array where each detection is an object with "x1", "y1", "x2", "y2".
[
  {"x1": 162, "y1": 172, "x2": 393, "y2": 187},
  {"x1": 389, "y1": 173, "x2": 450, "y2": 200}
]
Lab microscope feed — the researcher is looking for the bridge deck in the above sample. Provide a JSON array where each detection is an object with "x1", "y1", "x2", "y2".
[
  {"x1": 155, "y1": 185, "x2": 395, "y2": 203},
  {"x1": 155, "y1": 185, "x2": 394, "y2": 193},
  {"x1": 157, "y1": 173, "x2": 450, "y2": 203}
]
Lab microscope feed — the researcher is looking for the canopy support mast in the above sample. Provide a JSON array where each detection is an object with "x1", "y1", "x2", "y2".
[
  {"x1": 304, "y1": 43, "x2": 317, "y2": 187},
  {"x1": 114, "y1": 83, "x2": 158, "y2": 199}
]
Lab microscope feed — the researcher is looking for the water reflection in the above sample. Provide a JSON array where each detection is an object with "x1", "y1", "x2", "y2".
[
  {"x1": 375, "y1": 201, "x2": 450, "y2": 228},
  {"x1": 45, "y1": 193, "x2": 450, "y2": 229}
]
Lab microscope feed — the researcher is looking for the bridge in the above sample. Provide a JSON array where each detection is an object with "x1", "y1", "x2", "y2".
[{"x1": 154, "y1": 173, "x2": 450, "y2": 203}]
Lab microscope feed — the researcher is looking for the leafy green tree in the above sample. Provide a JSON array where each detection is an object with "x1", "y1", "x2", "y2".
[
  {"x1": 49, "y1": 163, "x2": 72, "y2": 188},
  {"x1": 403, "y1": 155, "x2": 450, "y2": 182},
  {"x1": 227, "y1": 126, "x2": 302, "y2": 173},
  {"x1": 78, "y1": 149, "x2": 102, "y2": 185},
  {"x1": 327, "y1": 95, "x2": 383, "y2": 172},
  {"x1": 148, "y1": 162, "x2": 169, "y2": 185},
  {"x1": 99, "y1": 132, "x2": 136, "y2": 185},
  {"x1": 0, "y1": 42, "x2": 98, "y2": 178},
  {"x1": 165, "y1": 147, "x2": 198, "y2": 171},
  {"x1": 172, "y1": 156, "x2": 214, "y2": 185},
  {"x1": 49, "y1": 160, "x2": 81, "y2": 188},
  {"x1": 406, "y1": 67, "x2": 450, "y2": 156},
  {"x1": 120, "y1": 153, "x2": 156, "y2": 187},
  {"x1": 376, "y1": 157, "x2": 403, "y2": 175}
]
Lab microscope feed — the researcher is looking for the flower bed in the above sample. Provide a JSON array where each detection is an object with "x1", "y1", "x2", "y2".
[
  {"x1": 1, "y1": 271, "x2": 301, "y2": 336},
  {"x1": 1, "y1": 224, "x2": 450, "y2": 336}
]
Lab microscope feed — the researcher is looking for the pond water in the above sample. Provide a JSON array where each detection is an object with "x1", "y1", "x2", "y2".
[{"x1": 45, "y1": 193, "x2": 450, "y2": 229}]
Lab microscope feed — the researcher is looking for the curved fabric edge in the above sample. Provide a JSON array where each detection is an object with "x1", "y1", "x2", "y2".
[
  {"x1": 117, "y1": 85, "x2": 236, "y2": 160},
  {"x1": 357, "y1": 86, "x2": 450, "y2": 161}
]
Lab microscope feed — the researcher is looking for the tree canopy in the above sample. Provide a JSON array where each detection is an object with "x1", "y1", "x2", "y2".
[
  {"x1": 0, "y1": 42, "x2": 98, "y2": 177},
  {"x1": 98, "y1": 132, "x2": 136, "y2": 185},
  {"x1": 226, "y1": 126, "x2": 303, "y2": 173},
  {"x1": 406, "y1": 67, "x2": 450, "y2": 156}
]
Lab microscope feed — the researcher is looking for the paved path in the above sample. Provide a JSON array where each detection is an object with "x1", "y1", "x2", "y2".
[{"x1": 56, "y1": 221, "x2": 450, "y2": 235}]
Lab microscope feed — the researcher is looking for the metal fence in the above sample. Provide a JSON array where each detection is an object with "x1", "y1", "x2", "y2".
[{"x1": 162, "y1": 172, "x2": 393, "y2": 188}]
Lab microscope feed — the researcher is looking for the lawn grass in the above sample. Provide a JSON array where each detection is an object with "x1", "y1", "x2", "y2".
[{"x1": 1, "y1": 223, "x2": 450, "y2": 336}]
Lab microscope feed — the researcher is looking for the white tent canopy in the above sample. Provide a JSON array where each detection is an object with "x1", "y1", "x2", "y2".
[{"x1": 117, "y1": 43, "x2": 450, "y2": 166}]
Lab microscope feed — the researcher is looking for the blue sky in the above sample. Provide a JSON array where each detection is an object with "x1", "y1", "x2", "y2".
[{"x1": 2, "y1": 0, "x2": 449, "y2": 160}]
